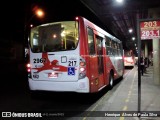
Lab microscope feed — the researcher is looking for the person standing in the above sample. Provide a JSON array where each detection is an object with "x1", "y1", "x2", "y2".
[
  {"x1": 140, "y1": 56, "x2": 144, "y2": 75},
  {"x1": 144, "y1": 57, "x2": 148, "y2": 73}
]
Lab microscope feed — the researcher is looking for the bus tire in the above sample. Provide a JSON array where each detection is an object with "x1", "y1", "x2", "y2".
[{"x1": 109, "y1": 72, "x2": 114, "y2": 90}]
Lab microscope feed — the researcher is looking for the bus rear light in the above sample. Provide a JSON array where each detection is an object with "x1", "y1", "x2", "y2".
[
  {"x1": 75, "y1": 16, "x2": 79, "y2": 20},
  {"x1": 80, "y1": 67, "x2": 85, "y2": 72},
  {"x1": 26, "y1": 63, "x2": 31, "y2": 78},
  {"x1": 27, "y1": 63, "x2": 31, "y2": 68},
  {"x1": 80, "y1": 61, "x2": 85, "y2": 66},
  {"x1": 27, "y1": 68, "x2": 31, "y2": 72},
  {"x1": 26, "y1": 63, "x2": 31, "y2": 71},
  {"x1": 124, "y1": 57, "x2": 133, "y2": 63},
  {"x1": 128, "y1": 58, "x2": 133, "y2": 63},
  {"x1": 79, "y1": 57, "x2": 86, "y2": 79}
]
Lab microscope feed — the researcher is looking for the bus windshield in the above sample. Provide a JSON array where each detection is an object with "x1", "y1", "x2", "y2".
[{"x1": 30, "y1": 21, "x2": 79, "y2": 52}]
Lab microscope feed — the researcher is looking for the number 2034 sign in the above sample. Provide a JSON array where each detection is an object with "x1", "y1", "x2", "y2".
[{"x1": 140, "y1": 20, "x2": 160, "y2": 40}]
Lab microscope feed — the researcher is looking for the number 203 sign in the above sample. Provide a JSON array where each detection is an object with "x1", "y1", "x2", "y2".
[{"x1": 140, "y1": 20, "x2": 160, "y2": 40}]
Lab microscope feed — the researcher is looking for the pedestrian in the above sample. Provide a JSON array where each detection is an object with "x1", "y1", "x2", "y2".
[
  {"x1": 140, "y1": 56, "x2": 144, "y2": 75},
  {"x1": 144, "y1": 57, "x2": 148, "y2": 73}
]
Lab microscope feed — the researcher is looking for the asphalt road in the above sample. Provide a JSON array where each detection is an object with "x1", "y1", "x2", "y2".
[{"x1": 0, "y1": 63, "x2": 132, "y2": 120}]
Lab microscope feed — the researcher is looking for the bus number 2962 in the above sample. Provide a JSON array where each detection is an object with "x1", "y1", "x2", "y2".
[{"x1": 33, "y1": 58, "x2": 46, "y2": 63}]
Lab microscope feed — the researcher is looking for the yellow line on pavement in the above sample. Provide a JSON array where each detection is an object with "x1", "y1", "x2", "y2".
[
  {"x1": 119, "y1": 116, "x2": 124, "y2": 120},
  {"x1": 82, "y1": 117, "x2": 87, "y2": 120},
  {"x1": 119, "y1": 69, "x2": 137, "y2": 120},
  {"x1": 125, "y1": 99, "x2": 129, "y2": 102},
  {"x1": 82, "y1": 92, "x2": 109, "y2": 120},
  {"x1": 128, "y1": 91, "x2": 132, "y2": 95},
  {"x1": 123, "y1": 106, "x2": 128, "y2": 111}
]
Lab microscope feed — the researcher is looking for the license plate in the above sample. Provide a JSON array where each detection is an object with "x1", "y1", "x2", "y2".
[{"x1": 48, "y1": 72, "x2": 58, "y2": 78}]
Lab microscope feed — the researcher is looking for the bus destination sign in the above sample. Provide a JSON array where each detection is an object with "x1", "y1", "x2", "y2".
[{"x1": 140, "y1": 20, "x2": 160, "y2": 40}]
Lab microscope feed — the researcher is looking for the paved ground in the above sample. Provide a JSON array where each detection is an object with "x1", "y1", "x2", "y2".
[
  {"x1": 0, "y1": 61, "x2": 160, "y2": 120},
  {"x1": 70, "y1": 66, "x2": 160, "y2": 120}
]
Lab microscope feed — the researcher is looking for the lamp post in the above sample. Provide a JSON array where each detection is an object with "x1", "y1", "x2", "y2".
[
  {"x1": 25, "y1": 8, "x2": 44, "y2": 30},
  {"x1": 24, "y1": 8, "x2": 44, "y2": 62}
]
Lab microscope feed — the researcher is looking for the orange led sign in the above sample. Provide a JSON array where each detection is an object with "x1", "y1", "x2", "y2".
[{"x1": 140, "y1": 21, "x2": 160, "y2": 40}]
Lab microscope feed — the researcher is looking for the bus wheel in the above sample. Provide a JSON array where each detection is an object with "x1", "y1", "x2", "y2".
[{"x1": 109, "y1": 73, "x2": 113, "y2": 90}]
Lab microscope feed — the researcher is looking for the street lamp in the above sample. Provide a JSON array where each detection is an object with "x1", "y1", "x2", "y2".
[
  {"x1": 25, "y1": 8, "x2": 45, "y2": 30},
  {"x1": 24, "y1": 8, "x2": 45, "y2": 46},
  {"x1": 24, "y1": 8, "x2": 45, "y2": 62},
  {"x1": 35, "y1": 9, "x2": 44, "y2": 18}
]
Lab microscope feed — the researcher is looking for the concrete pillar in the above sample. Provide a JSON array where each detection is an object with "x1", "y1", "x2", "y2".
[
  {"x1": 144, "y1": 42, "x2": 149, "y2": 67},
  {"x1": 152, "y1": 39, "x2": 160, "y2": 85},
  {"x1": 148, "y1": 8, "x2": 160, "y2": 85}
]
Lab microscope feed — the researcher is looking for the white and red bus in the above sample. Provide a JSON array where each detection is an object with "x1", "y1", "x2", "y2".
[
  {"x1": 27, "y1": 16, "x2": 124, "y2": 93},
  {"x1": 123, "y1": 50, "x2": 135, "y2": 68}
]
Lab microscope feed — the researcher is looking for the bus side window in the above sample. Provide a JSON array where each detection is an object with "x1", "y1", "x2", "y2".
[
  {"x1": 117, "y1": 43, "x2": 120, "y2": 56},
  {"x1": 87, "y1": 27, "x2": 95, "y2": 55},
  {"x1": 105, "y1": 36, "x2": 111, "y2": 56}
]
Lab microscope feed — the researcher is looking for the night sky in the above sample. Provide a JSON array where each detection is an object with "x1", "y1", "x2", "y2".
[{"x1": 0, "y1": 0, "x2": 108, "y2": 45}]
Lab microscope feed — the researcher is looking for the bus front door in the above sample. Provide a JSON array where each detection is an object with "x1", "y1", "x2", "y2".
[{"x1": 96, "y1": 36, "x2": 105, "y2": 89}]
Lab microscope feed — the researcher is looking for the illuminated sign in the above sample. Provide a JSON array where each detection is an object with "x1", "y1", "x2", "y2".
[{"x1": 140, "y1": 20, "x2": 160, "y2": 40}]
